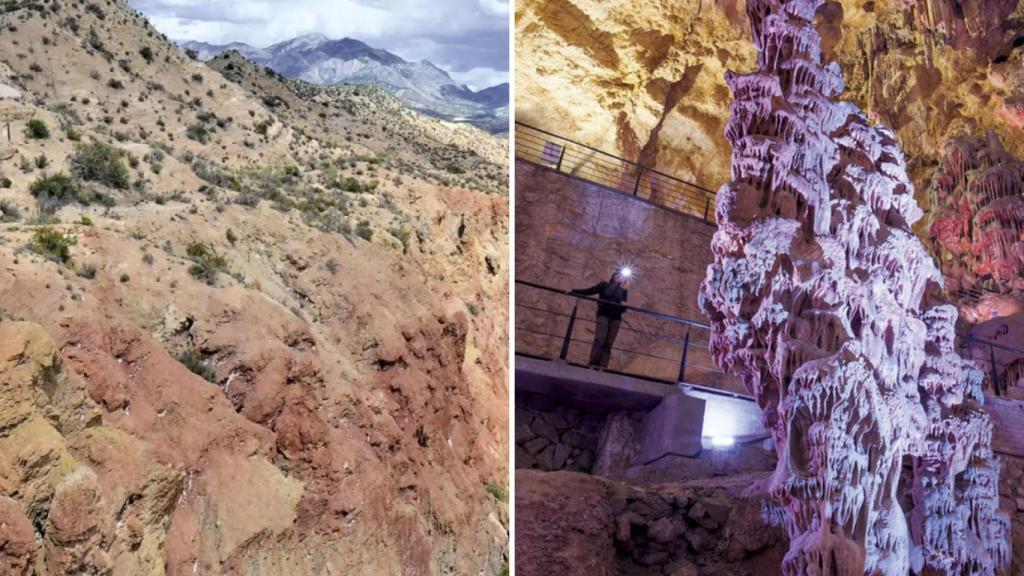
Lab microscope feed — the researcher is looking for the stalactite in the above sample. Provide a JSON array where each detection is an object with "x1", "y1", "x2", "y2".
[{"x1": 698, "y1": 0, "x2": 1011, "y2": 574}]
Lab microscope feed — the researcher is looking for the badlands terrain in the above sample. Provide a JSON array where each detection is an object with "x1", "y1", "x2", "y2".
[{"x1": 0, "y1": 0, "x2": 508, "y2": 574}]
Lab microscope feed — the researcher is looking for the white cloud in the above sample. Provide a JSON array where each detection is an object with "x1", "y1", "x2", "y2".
[
  {"x1": 447, "y1": 67, "x2": 506, "y2": 91},
  {"x1": 129, "y1": 0, "x2": 508, "y2": 85}
]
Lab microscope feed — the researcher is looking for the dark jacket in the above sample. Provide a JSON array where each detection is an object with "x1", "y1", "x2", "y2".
[{"x1": 571, "y1": 281, "x2": 628, "y2": 320}]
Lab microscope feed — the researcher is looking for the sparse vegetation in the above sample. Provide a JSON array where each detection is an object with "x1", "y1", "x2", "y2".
[
  {"x1": 29, "y1": 172, "x2": 80, "y2": 213},
  {"x1": 186, "y1": 240, "x2": 228, "y2": 285},
  {"x1": 25, "y1": 118, "x2": 50, "y2": 139},
  {"x1": 76, "y1": 263, "x2": 97, "y2": 279},
  {"x1": 139, "y1": 45, "x2": 154, "y2": 63},
  {"x1": 389, "y1": 227, "x2": 410, "y2": 253},
  {"x1": 186, "y1": 123, "x2": 210, "y2": 144},
  {"x1": 70, "y1": 140, "x2": 129, "y2": 189},
  {"x1": 0, "y1": 199, "x2": 21, "y2": 222},
  {"x1": 355, "y1": 220, "x2": 373, "y2": 241},
  {"x1": 30, "y1": 227, "x2": 76, "y2": 264},
  {"x1": 485, "y1": 481, "x2": 507, "y2": 503}
]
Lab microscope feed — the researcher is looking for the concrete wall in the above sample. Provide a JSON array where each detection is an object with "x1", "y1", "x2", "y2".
[
  {"x1": 515, "y1": 159, "x2": 741, "y2": 392},
  {"x1": 515, "y1": 159, "x2": 715, "y2": 320}
]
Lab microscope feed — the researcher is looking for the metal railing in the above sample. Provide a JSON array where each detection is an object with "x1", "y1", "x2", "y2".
[
  {"x1": 515, "y1": 280, "x2": 742, "y2": 394},
  {"x1": 515, "y1": 279, "x2": 1024, "y2": 398},
  {"x1": 956, "y1": 332, "x2": 1024, "y2": 397},
  {"x1": 515, "y1": 122, "x2": 718, "y2": 224}
]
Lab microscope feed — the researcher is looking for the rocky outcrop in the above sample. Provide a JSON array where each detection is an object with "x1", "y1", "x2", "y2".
[
  {"x1": 699, "y1": 0, "x2": 1010, "y2": 573},
  {"x1": 515, "y1": 469, "x2": 787, "y2": 576},
  {"x1": 0, "y1": 321, "x2": 186, "y2": 574}
]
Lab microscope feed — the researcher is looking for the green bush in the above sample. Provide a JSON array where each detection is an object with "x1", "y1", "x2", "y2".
[
  {"x1": 29, "y1": 172, "x2": 80, "y2": 213},
  {"x1": 25, "y1": 118, "x2": 50, "y2": 139},
  {"x1": 70, "y1": 140, "x2": 129, "y2": 189},
  {"x1": 30, "y1": 227, "x2": 76, "y2": 264},
  {"x1": 485, "y1": 482, "x2": 507, "y2": 503},
  {"x1": 355, "y1": 221, "x2": 373, "y2": 241},
  {"x1": 1, "y1": 176, "x2": 12, "y2": 188},
  {"x1": 0, "y1": 199, "x2": 21, "y2": 222},
  {"x1": 139, "y1": 45, "x2": 154, "y2": 63},
  {"x1": 186, "y1": 123, "x2": 209, "y2": 144},
  {"x1": 186, "y1": 240, "x2": 228, "y2": 284},
  {"x1": 389, "y1": 227, "x2": 410, "y2": 253},
  {"x1": 340, "y1": 176, "x2": 362, "y2": 192},
  {"x1": 107, "y1": 78, "x2": 124, "y2": 90}
]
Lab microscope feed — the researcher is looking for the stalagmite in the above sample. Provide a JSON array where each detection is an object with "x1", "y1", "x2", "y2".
[{"x1": 698, "y1": 0, "x2": 1011, "y2": 574}]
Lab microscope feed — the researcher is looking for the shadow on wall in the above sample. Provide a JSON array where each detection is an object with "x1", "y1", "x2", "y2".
[{"x1": 514, "y1": 159, "x2": 745, "y2": 392}]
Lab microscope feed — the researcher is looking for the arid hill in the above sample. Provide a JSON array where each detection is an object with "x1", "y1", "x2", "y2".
[{"x1": 0, "y1": 0, "x2": 508, "y2": 574}]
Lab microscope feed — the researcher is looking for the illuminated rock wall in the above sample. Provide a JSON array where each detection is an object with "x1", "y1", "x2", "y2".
[
  {"x1": 698, "y1": 0, "x2": 1011, "y2": 572},
  {"x1": 515, "y1": 0, "x2": 1024, "y2": 201},
  {"x1": 927, "y1": 134, "x2": 1024, "y2": 393},
  {"x1": 929, "y1": 132, "x2": 1024, "y2": 295}
]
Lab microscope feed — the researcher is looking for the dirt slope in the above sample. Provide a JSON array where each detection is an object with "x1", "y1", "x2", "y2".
[{"x1": 0, "y1": 0, "x2": 509, "y2": 574}]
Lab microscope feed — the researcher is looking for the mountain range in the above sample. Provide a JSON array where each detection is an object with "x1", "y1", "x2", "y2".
[{"x1": 181, "y1": 35, "x2": 509, "y2": 134}]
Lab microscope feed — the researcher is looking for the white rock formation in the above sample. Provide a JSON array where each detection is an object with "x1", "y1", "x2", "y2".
[{"x1": 698, "y1": 0, "x2": 1011, "y2": 573}]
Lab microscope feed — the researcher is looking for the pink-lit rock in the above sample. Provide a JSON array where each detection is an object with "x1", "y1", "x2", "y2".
[
  {"x1": 927, "y1": 133, "x2": 1024, "y2": 393},
  {"x1": 928, "y1": 132, "x2": 1024, "y2": 295},
  {"x1": 698, "y1": 0, "x2": 1011, "y2": 573}
]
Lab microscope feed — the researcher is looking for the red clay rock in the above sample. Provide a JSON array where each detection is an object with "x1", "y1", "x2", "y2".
[{"x1": 0, "y1": 496, "x2": 35, "y2": 576}]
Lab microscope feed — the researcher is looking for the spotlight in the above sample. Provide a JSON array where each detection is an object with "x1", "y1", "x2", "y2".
[
  {"x1": 710, "y1": 436, "x2": 735, "y2": 447},
  {"x1": 619, "y1": 266, "x2": 633, "y2": 279}
]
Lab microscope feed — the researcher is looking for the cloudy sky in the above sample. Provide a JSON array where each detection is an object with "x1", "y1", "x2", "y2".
[{"x1": 127, "y1": 0, "x2": 509, "y2": 90}]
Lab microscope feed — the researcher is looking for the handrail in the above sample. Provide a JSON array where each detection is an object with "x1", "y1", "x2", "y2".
[
  {"x1": 959, "y1": 332, "x2": 1024, "y2": 356},
  {"x1": 515, "y1": 122, "x2": 717, "y2": 195},
  {"x1": 515, "y1": 278, "x2": 1024, "y2": 396},
  {"x1": 515, "y1": 121, "x2": 718, "y2": 223},
  {"x1": 514, "y1": 279, "x2": 711, "y2": 330}
]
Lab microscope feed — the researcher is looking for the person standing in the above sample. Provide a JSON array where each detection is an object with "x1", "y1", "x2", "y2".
[{"x1": 571, "y1": 269, "x2": 630, "y2": 368}]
